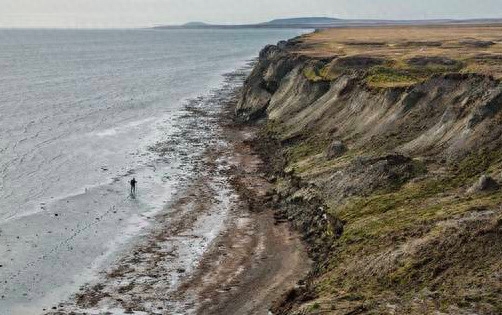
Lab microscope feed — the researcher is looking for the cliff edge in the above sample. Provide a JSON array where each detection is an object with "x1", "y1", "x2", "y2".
[{"x1": 237, "y1": 25, "x2": 502, "y2": 314}]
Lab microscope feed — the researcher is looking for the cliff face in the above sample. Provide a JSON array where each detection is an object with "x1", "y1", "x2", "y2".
[
  {"x1": 238, "y1": 45, "x2": 502, "y2": 162},
  {"x1": 237, "y1": 38, "x2": 502, "y2": 314}
]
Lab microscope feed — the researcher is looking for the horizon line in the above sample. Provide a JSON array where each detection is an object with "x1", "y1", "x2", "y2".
[{"x1": 1, "y1": 16, "x2": 502, "y2": 30}]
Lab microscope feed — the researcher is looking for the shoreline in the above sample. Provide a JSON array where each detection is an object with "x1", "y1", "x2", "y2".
[
  {"x1": 42, "y1": 23, "x2": 502, "y2": 315},
  {"x1": 44, "y1": 68, "x2": 311, "y2": 315},
  {"x1": 0, "y1": 29, "x2": 310, "y2": 315},
  {"x1": 3, "y1": 70, "x2": 239, "y2": 315}
]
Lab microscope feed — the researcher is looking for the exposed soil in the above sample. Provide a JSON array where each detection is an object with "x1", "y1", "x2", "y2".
[
  {"x1": 234, "y1": 29, "x2": 502, "y2": 314},
  {"x1": 179, "y1": 121, "x2": 311, "y2": 315},
  {"x1": 45, "y1": 76, "x2": 310, "y2": 315}
]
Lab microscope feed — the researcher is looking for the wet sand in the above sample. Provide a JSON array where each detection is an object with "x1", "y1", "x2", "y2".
[
  {"x1": 44, "y1": 71, "x2": 310, "y2": 315},
  {"x1": 177, "y1": 117, "x2": 311, "y2": 315}
]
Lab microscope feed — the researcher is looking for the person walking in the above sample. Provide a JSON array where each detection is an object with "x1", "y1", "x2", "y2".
[{"x1": 130, "y1": 177, "x2": 137, "y2": 196}]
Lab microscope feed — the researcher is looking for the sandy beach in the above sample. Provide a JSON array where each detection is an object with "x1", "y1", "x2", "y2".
[{"x1": 40, "y1": 69, "x2": 310, "y2": 315}]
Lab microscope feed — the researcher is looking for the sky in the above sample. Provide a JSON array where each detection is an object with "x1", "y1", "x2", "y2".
[{"x1": 0, "y1": 0, "x2": 501, "y2": 28}]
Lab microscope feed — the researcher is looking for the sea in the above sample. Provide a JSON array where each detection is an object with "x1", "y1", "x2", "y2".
[{"x1": 0, "y1": 28, "x2": 304, "y2": 314}]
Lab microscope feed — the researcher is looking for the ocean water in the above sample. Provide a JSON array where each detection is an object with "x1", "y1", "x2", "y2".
[{"x1": 0, "y1": 28, "x2": 303, "y2": 314}]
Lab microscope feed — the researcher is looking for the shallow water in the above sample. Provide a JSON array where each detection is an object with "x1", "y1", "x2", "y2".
[{"x1": 0, "y1": 28, "x2": 304, "y2": 314}]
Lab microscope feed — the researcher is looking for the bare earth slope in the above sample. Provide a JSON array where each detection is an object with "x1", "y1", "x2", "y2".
[
  {"x1": 236, "y1": 25, "x2": 502, "y2": 314},
  {"x1": 45, "y1": 72, "x2": 310, "y2": 315}
]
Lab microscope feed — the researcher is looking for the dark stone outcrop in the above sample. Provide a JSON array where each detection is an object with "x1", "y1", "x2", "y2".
[
  {"x1": 325, "y1": 140, "x2": 347, "y2": 159},
  {"x1": 469, "y1": 175, "x2": 500, "y2": 193}
]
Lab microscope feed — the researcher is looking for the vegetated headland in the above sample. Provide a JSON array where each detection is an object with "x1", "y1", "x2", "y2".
[{"x1": 235, "y1": 24, "x2": 502, "y2": 314}]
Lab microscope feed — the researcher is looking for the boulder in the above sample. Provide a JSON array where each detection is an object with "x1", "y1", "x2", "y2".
[
  {"x1": 468, "y1": 175, "x2": 499, "y2": 194},
  {"x1": 459, "y1": 40, "x2": 495, "y2": 48},
  {"x1": 326, "y1": 140, "x2": 347, "y2": 159}
]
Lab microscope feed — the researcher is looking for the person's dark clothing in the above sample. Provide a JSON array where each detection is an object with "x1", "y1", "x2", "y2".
[{"x1": 130, "y1": 178, "x2": 137, "y2": 195}]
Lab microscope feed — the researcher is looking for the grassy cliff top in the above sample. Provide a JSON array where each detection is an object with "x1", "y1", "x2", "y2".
[
  {"x1": 242, "y1": 24, "x2": 502, "y2": 314},
  {"x1": 292, "y1": 24, "x2": 502, "y2": 86}
]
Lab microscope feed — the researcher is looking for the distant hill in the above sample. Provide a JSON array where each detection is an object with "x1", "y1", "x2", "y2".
[
  {"x1": 154, "y1": 17, "x2": 502, "y2": 30},
  {"x1": 182, "y1": 22, "x2": 210, "y2": 27},
  {"x1": 263, "y1": 17, "x2": 340, "y2": 26}
]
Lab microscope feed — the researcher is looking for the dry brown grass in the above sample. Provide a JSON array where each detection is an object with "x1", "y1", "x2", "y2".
[
  {"x1": 242, "y1": 24, "x2": 502, "y2": 314},
  {"x1": 293, "y1": 24, "x2": 502, "y2": 83}
]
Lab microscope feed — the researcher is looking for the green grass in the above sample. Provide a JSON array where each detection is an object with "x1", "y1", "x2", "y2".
[
  {"x1": 365, "y1": 60, "x2": 464, "y2": 88},
  {"x1": 314, "y1": 148, "x2": 502, "y2": 302},
  {"x1": 315, "y1": 177, "x2": 502, "y2": 312},
  {"x1": 284, "y1": 133, "x2": 331, "y2": 165},
  {"x1": 319, "y1": 64, "x2": 339, "y2": 80},
  {"x1": 333, "y1": 152, "x2": 502, "y2": 242},
  {"x1": 366, "y1": 66, "x2": 419, "y2": 87},
  {"x1": 452, "y1": 147, "x2": 502, "y2": 185},
  {"x1": 302, "y1": 54, "x2": 466, "y2": 88},
  {"x1": 265, "y1": 97, "x2": 502, "y2": 313},
  {"x1": 303, "y1": 66, "x2": 326, "y2": 82}
]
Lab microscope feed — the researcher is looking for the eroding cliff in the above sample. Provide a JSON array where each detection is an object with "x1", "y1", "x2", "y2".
[{"x1": 237, "y1": 28, "x2": 502, "y2": 314}]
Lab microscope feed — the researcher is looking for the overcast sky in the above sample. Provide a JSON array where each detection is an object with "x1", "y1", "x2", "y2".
[{"x1": 1, "y1": 0, "x2": 501, "y2": 28}]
